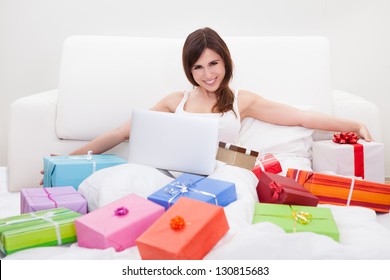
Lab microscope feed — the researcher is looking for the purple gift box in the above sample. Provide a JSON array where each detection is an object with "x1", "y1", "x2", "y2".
[{"x1": 20, "y1": 186, "x2": 87, "y2": 214}]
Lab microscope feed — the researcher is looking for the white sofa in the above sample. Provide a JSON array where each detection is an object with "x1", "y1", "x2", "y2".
[{"x1": 7, "y1": 35, "x2": 382, "y2": 192}]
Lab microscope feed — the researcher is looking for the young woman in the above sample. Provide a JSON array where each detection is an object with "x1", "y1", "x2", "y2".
[{"x1": 68, "y1": 27, "x2": 371, "y2": 157}]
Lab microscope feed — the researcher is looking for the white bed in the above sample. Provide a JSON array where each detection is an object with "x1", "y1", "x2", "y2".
[
  {"x1": 2, "y1": 35, "x2": 390, "y2": 262},
  {"x1": 2, "y1": 160, "x2": 390, "y2": 261}
]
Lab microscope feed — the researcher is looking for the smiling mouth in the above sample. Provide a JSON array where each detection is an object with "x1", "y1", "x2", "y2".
[{"x1": 204, "y1": 78, "x2": 217, "y2": 85}]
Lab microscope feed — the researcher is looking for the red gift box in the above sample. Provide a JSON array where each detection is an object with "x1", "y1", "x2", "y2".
[
  {"x1": 256, "y1": 171, "x2": 318, "y2": 206},
  {"x1": 252, "y1": 154, "x2": 282, "y2": 178}
]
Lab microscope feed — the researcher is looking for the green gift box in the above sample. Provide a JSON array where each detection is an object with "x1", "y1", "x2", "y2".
[
  {"x1": 0, "y1": 207, "x2": 81, "y2": 255},
  {"x1": 252, "y1": 203, "x2": 339, "y2": 242}
]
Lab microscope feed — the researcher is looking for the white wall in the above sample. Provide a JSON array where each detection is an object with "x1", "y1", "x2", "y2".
[
  {"x1": 1, "y1": 0, "x2": 389, "y2": 177},
  {"x1": 326, "y1": 0, "x2": 390, "y2": 177}
]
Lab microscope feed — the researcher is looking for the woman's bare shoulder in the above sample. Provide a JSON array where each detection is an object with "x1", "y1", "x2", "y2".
[{"x1": 151, "y1": 91, "x2": 185, "y2": 112}]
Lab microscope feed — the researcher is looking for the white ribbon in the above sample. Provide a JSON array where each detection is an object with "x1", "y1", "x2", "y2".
[
  {"x1": 165, "y1": 179, "x2": 219, "y2": 206},
  {"x1": 67, "y1": 150, "x2": 96, "y2": 173},
  {"x1": 5, "y1": 211, "x2": 63, "y2": 245}
]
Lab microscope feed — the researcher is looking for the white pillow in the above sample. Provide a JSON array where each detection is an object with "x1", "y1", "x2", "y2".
[
  {"x1": 78, "y1": 163, "x2": 174, "y2": 212},
  {"x1": 238, "y1": 117, "x2": 314, "y2": 158}
]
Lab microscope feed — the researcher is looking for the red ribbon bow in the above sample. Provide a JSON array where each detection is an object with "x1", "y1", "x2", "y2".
[
  {"x1": 269, "y1": 181, "x2": 283, "y2": 203},
  {"x1": 170, "y1": 216, "x2": 186, "y2": 230},
  {"x1": 332, "y1": 132, "x2": 364, "y2": 179},
  {"x1": 332, "y1": 132, "x2": 359, "y2": 144}
]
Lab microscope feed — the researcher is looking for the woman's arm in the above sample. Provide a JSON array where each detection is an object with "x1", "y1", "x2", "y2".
[
  {"x1": 239, "y1": 90, "x2": 372, "y2": 141},
  {"x1": 69, "y1": 120, "x2": 131, "y2": 155},
  {"x1": 69, "y1": 91, "x2": 184, "y2": 155}
]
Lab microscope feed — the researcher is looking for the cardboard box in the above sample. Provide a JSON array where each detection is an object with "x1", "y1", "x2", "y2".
[
  {"x1": 216, "y1": 142, "x2": 259, "y2": 170},
  {"x1": 20, "y1": 186, "x2": 87, "y2": 214},
  {"x1": 148, "y1": 173, "x2": 237, "y2": 210},
  {"x1": 136, "y1": 197, "x2": 229, "y2": 259},
  {"x1": 252, "y1": 203, "x2": 339, "y2": 241},
  {"x1": 313, "y1": 140, "x2": 384, "y2": 183},
  {"x1": 43, "y1": 153, "x2": 127, "y2": 190},
  {"x1": 0, "y1": 207, "x2": 80, "y2": 255},
  {"x1": 75, "y1": 194, "x2": 164, "y2": 251},
  {"x1": 256, "y1": 172, "x2": 318, "y2": 206},
  {"x1": 286, "y1": 168, "x2": 390, "y2": 213}
]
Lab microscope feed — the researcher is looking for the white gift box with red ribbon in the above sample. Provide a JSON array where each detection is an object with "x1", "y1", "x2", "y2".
[{"x1": 313, "y1": 139, "x2": 385, "y2": 183}]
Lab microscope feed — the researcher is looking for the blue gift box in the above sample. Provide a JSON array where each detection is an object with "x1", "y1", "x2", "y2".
[
  {"x1": 43, "y1": 153, "x2": 127, "y2": 190},
  {"x1": 147, "y1": 173, "x2": 237, "y2": 210}
]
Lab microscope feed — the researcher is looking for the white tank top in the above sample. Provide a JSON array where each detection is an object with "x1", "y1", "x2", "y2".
[{"x1": 175, "y1": 90, "x2": 241, "y2": 144}]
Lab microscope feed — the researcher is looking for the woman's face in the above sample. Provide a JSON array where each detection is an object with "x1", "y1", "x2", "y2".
[{"x1": 191, "y1": 48, "x2": 226, "y2": 93}]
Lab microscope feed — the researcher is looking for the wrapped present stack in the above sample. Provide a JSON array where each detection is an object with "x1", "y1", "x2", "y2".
[
  {"x1": 148, "y1": 173, "x2": 237, "y2": 210},
  {"x1": 216, "y1": 142, "x2": 259, "y2": 170},
  {"x1": 43, "y1": 151, "x2": 127, "y2": 190},
  {"x1": 136, "y1": 197, "x2": 229, "y2": 260}
]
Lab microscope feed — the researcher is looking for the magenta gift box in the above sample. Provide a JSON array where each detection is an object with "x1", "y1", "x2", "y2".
[
  {"x1": 20, "y1": 186, "x2": 87, "y2": 215},
  {"x1": 75, "y1": 194, "x2": 165, "y2": 252}
]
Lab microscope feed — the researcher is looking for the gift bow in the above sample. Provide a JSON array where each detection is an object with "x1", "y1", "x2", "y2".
[
  {"x1": 332, "y1": 132, "x2": 364, "y2": 179},
  {"x1": 269, "y1": 181, "x2": 283, "y2": 203},
  {"x1": 332, "y1": 132, "x2": 359, "y2": 144},
  {"x1": 66, "y1": 150, "x2": 97, "y2": 173},
  {"x1": 164, "y1": 179, "x2": 218, "y2": 207}
]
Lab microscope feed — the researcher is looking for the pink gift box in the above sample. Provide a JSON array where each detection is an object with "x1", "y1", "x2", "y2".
[
  {"x1": 20, "y1": 186, "x2": 87, "y2": 214},
  {"x1": 75, "y1": 194, "x2": 165, "y2": 252}
]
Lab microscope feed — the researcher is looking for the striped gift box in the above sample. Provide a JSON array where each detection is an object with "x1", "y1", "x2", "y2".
[
  {"x1": 0, "y1": 207, "x2": 80, "y2": 255},
  {"x1": 216, "y1": 142, "x2": 259, "y2": 170},
  {"x1": 286, "y1": 168, "x2": 390, "y2": 213}
]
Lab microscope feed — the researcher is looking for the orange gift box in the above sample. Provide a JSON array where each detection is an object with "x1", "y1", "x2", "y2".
[
  {"x1": 136, "y1": 197, "x2": 229, "y2": 260},
  {"x1": 286, "y1": 168, "x2": 390, "y2": 213}
]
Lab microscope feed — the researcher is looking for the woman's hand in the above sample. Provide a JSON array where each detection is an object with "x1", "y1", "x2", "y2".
[
  {"x1": 358, "y1": 124, "x2": 373, "y2": 142},
  {"x1": 39, "y1": 154, "x2": 58, "y2": 185}
]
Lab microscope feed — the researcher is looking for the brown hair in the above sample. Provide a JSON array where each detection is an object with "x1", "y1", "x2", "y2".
[{"x1": 182, "y1": 27, "x2": 235, "y2": 114}]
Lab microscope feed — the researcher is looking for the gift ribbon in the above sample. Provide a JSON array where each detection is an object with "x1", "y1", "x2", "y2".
[
  {"x1": 291, "y1": 208, "x2": 312, "y2": 232},
  {"x1": 256, "y1": 206, "x2": 313, "y2": 233},
  {"x1": 67, "y1": 150, "x2": 97, "y2": 173},
  {"x1": 4, "y1": 211, "x2": 63, "y2": 245},
  {"x1": 332, "y1": 132, "x2": 364, "y2": 179},
  {"x1": 165, "y1": 178, "x2": 219, "y2": 207},
  {"x1": 270, "y1": 181, "x2": 283, "y2": 203},
  {"x1": 43, "y1": 188, "x2": 58, "y2": 208},
  {"x1": 220, "y1": 142, "x2": 258, "y2": 156},
  {"x1": 255, "y1": 153, "x2": 280, "y2": 172}
]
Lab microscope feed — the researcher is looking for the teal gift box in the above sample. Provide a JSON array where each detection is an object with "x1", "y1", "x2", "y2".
[
  {"x1": 148, "y1": 173, "x2": 237, "y2": 210},
  {"x1": 43, "y1": 153, "x2": 127, "y2": 190}
]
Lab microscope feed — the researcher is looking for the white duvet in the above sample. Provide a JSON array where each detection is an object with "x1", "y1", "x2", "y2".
[{"x1": 3, "y1": 161, "x2": 390, "y2": 260}]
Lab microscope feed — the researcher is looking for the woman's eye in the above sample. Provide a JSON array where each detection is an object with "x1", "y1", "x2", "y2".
[
  {"x1": 210, "y1": 61, "x2": 218, "y2": 66},
  {"x1": 193, "y1": 65, "x2": 202, "y2": 70}
]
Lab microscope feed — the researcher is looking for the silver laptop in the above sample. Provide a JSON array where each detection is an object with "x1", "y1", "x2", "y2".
[{"x1": 128, "y1": 109, "x2": 219, "y2": 175}]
